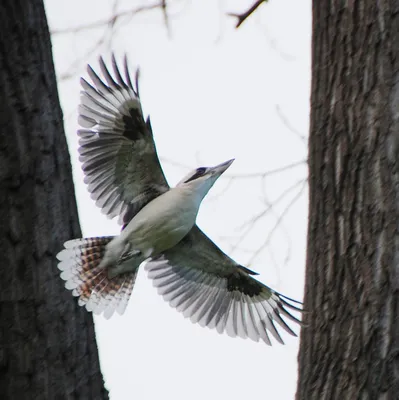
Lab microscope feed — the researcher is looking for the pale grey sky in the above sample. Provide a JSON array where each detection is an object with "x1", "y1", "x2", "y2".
[{"x1": 46, "y1": 1, "x2": 311, "y2": 399}]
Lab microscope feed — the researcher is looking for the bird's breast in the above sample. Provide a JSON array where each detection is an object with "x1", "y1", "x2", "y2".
[{"x1": 122, "y1": 189, "x2": 199, "y2": 256}]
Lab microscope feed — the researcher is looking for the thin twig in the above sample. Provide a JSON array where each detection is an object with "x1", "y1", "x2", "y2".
[
  {"x1": 160, "y1": 157, "x2": 306, "y2": 181},
  {"x1": 246, "y1": 178, "x2": 306, "y2": 229},
  {"x1": 276, "y1": 105, "x2": 307, "y2": 144},
  {"x1": 228, "y1": 0, "x2": 269, "y2": 29},
  {"x1": 230, "y1": 178, "x2": 306, "y2": 254},
  {"x1": 264, "y1": 241, "x2": 283, "y2": 288},
  {"x1": 224, "y1": 159, "x2": 306, "y2": 179},
  {"x1": 159, "y1": 157, "x2": 191, "y2": 170},
  {"x1": 59, "y1": 32, "x2": 111, "y2": 81},
  {"x1": 51, "y1": 3, "x2": 164, "y2": 35},
  {"x1": 161, "y1": 0, "x2": 172, "y2": 38},
  {"x1": 247, "y1": 179, "x2": 307, "y2": 266},
  {"x1": 206, "y1": 176, "x2": 235, "y2": 203}
]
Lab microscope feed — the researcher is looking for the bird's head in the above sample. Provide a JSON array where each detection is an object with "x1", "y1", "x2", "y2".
[{"x1": 176, "y1": 159, "x2": 234, "y2": 200}]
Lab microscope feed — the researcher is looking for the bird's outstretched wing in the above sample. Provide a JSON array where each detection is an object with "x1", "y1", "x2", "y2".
[
  {"x1": 145, "y1": 226, "x2": 303, "y2": 345},
  {"x1": 78, "y1": 55, "x2": 169, "y2": 226}
]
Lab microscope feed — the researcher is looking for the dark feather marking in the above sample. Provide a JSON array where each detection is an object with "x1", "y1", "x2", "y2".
[
  {"x1": 122, "y1": 108, "x2": 146, "y2": 141},
  {"x1": 226, "y1": 273, "x2": 262, "y2": 297},
  {"x1": 146, "y1": 116, "x2": 154, "y2": 137},
  {"x1": 184, "y1": 167, "x2": 206, "y2": 183},
  {"x1": 178, "y1": 230, "x2": 195, "y2": 248}
]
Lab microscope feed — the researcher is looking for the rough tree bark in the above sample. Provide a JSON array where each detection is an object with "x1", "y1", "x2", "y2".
[
  {"x1": 297, "y1": 1, "x2": 399, "y2": 399},
  {"x1": 0, "y1": 1, "x2": 108, "y2": 398}
]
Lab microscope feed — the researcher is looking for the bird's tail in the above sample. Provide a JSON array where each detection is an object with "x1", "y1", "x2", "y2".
[{"x1": 56, "y1": 237, "x2": 138, "y2": 319}]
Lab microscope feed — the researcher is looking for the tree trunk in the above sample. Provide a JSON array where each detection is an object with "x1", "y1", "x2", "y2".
[
  {"x1": 0, "y1": 1, "x2": 108, "y2": 398},
  {"x1": 297, "y1": 1, "x2": 399, "y2": 398}
]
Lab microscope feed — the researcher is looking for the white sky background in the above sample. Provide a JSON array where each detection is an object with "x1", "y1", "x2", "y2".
[{"x1": 45, "y1": 1, "x2": 311, "y2": 399}]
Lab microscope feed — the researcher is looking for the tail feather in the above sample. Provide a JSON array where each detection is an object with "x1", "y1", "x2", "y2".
[
  {"x1": 56, "y1": 236, "x2": 138, "y2": 318},
  {"x1": 117, "y1": 275, "x2": 136, "y2": 315}
]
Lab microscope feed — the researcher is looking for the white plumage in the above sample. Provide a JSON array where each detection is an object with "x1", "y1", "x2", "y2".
[{"x1": 56, "y1": 55, "x2": 303, "y2": 344}]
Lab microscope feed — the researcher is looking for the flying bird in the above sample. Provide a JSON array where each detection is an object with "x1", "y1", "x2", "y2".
[{"x1": 57, "y1": 55, "x2": 303, "y2": 345}]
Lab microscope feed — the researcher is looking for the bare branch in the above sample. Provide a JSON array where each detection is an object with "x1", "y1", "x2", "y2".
[
  {"x1": 224, "y1": 159, "x2": 306, "y2": 179},
  {"x1": 228, "y1": 0, "x2": 269, "y2": 29},
  {"x1": 159, "y1": 156, "x2": 191, "y2": 170},
  {"x1": 243, "y1": 178, "x2": 306, "y2": 230},
  {"x1": 56, "y1": 2, "x2": 170, "y2": 81},
  {"x1": 59, "y1": 32, "x2": 111, "y2": 81},
  {"x1": 51, "y1": 3, "x2": 164, "y2": 35},
  {"x1": 161, "y1": 0, "x2": 172, "y2": 38},
  {"x1": 160, "y1": 156, "x2": 306, "y2": 182},
  {"x1": 276, "y1": 105, "x2": 307, "y2": 144},
  {"x1": 230, "y1": 178, "x2": 306, "y2": 254},
  {"x1": 206, "y1": 176, "x2": 235, "y2": 203},
  {"x1": 247, "y1": 179, "x2": 307, "y2": 266}
]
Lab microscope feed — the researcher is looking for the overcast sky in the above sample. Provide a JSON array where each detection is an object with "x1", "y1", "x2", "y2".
[{"x1": 45, "y1": 1, "x2": 311, "y2": 399}]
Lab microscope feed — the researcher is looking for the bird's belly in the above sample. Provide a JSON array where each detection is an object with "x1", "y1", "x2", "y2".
[
  {"x1": 149, "y1": 223, "x2": 191, "y2": 254},
  {"x1": 125, "y1": 206, "x2": 196, "y2": 256}
]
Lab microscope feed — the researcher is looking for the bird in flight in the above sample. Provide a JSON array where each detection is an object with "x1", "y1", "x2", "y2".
[{"x1": 57, "y1": 55, "x2": 303, "y2": 345}]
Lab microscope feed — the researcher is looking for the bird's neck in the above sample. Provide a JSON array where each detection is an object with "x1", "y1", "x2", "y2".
[{"x1": 170, "y1": 187, "x2": 200, "y2": 211}]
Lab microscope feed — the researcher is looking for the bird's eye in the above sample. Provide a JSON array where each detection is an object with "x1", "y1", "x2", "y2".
[{"x1": 184, "y1": 167, "x2": 206, "y2": 183}]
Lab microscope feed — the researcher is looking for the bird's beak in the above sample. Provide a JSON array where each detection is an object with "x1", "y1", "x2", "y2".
[{"x1": 209, "y1": 158, "x2": 235, "y2": 176}]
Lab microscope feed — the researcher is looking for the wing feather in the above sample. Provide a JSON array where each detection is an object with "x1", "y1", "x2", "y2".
[
  {"x1": 78, "y1": 55, "x2": 169, "y2": 226},
  {"x1": 145, "y1": 225, "x2": 303, "y2": 345}
]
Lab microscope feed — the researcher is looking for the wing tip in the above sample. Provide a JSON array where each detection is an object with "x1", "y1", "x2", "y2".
[{"x1": 146, "y1": 257, "x2": 303, "y2": 345}]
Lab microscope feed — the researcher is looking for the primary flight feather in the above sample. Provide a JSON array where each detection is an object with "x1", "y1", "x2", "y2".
[{"x1": 57, "y1": 55, "x2": 303, "y2": 345}]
